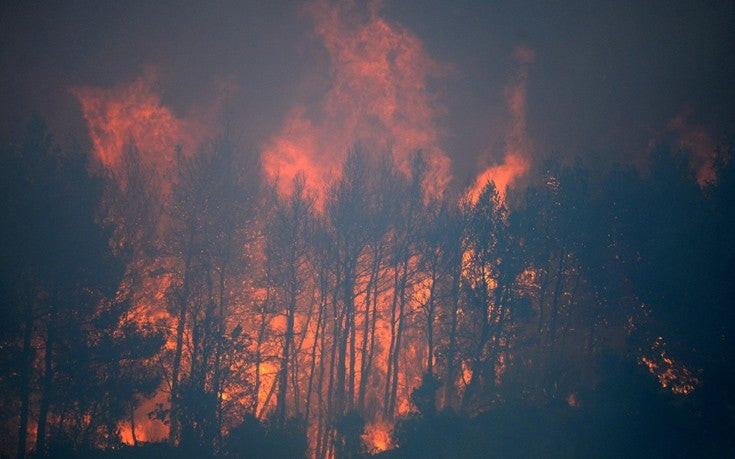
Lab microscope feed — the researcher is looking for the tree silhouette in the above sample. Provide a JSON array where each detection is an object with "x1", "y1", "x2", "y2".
[{"x1": 2, "y1": 117, "x2": 734, "y2": 457}]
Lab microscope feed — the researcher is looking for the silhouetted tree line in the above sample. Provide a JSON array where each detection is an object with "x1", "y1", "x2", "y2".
[{"x1": 1, "y1": 117, "x2": 734, "y2": 458}]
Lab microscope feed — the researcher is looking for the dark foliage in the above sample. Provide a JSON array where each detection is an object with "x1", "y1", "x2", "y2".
[{"x1": 1, "y1": 116, "x2": 733, "y2": 458}]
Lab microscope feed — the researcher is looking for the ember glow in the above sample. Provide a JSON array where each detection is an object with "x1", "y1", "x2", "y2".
[{"x1": 2, "y1": 1, "x2": 734, "y2": 458}]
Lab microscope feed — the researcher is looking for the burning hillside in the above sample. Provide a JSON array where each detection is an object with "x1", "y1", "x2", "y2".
[{"x1": 2, "y1": 1, "x2": 734, "y2": 458}]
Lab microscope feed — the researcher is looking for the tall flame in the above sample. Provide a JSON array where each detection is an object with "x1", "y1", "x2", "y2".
[
  {"x1": 73, "y1": 72, "x2": 207, "y2": 182},
  {"x1": 69, "y1": 9, "x2": 551, "y2": 455},
  {"x1": 467, "y1": 47, "x2": 534, "y2": 204},
  {"x1": 262, "y1": 0, "x2": 451, "y2": 204}
]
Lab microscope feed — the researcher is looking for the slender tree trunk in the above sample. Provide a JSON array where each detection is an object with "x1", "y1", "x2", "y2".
[
  {"x1": 557, "y1": 271, "x2": 582, "y2": 363},
  {"x1": 358, "y1": 244, "x2": 382, "y2": 412},
  {"x1": 305, "y1": 280, "x2": 326, "y2": 424},
  {"x1": 169, "y1": 297, "x2": 187, "y2": 445},
  {"x1": 258, "y1": 376, "x2": 278, "y2": 419},
  {"x1": 364, "y1": 256, "x2": 381, "y2": 404},
  {"x1": 276, "y1": 290, "x2": 296, "y2": 427},
  {"x1": 315, "y1": 285, "x2": 329, "y2": 459},
  {"x1": 334, "y1": 293, "x2": 349, "y2": 417},
  {"x1": 335, "y1": 258, "x2": 354, "y2": 417},
  {"x1": 36, "y1": 301, "x2": 56, "y2": 456},
  {"x1": 533, "y1": 264, "x2": 552, "y2": 374},
  {"x1": 462, "y1": 264, "x2": 491, "y2": 411},
  {"x1": 587, "y1": 292, "x2": 598, "y2": 355},
  {"x1": 292, "y1": 290, "x2": 317, "y2": 420},
  {"x1": 321, "y1": 273, "x2": 341, "y2": 458},
  {"x1": 383, "y1": 261, "x2": 400, "y2": 418},
  {"x1": 55, "y1": 401, "x2": 67, "y2": 443},
  {"x1": 443, "y1": 263, "x2": 461, "y2": 409},
  {"x1": 254, "y1": 284, "x2": 272, "y2": 416},
  {"x1": 17, "y1": 295, "x2": 33, "y2": 459},
  {"x1": 130, "y1": 401, "x2": 138, "y2": 447},
  {"x1": 536, "y1": 267, "x2": 549, "y2": 336},
  {"x1": 253, "y1": 317, "x2": 263, "y2": 416},
  {"x1": 388, "y1": 257, "x2": 409, "y2": 417},
  {"x1": 426, "y1": 255, "x2": 439, "y2": 377},
  {"x1": 549, "y1": 251, "x2": 566, "y2": 349},
  {"x1": 169, "y1": 229, "x2": 195, "y2": 445},
  {"x1": 487, "y1": 283, "x2": 508, "y2": 389},
  {"x1": 357, "y1": 257, "x2": 374, "y2": 413},
  {"x1": 347, "y1": 294, "x2": 356, "y2": 411},
  {"x1": 212, "y1": 251, "x2": 230, "y2": 453},
  {"x1": 311, "y1": 265, "x2": 330, "y2": 459}
]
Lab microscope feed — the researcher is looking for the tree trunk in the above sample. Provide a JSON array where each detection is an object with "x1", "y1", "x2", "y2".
[
  {"x1": 168, "y1": 296, "x2": 187, "y2": 445},
  {"x1": 36, "y1": 301, "x2": 56, "y2": 456},
  {"x1": 17, "y1": 295, "x2": 33, "y2": 459},
  {"x1": 549, "y1": 250, "x2": 566, "y2": 350},
  {"x1": 276, "y1": 291, "x2": 296, "y2": 427},
  {"x1": 383, "y1": 261, "x2": 400, "y2": 418},
  {"x1": 426, "y1": 255, "x2": 439, "y2": 377},
  {"x1": 130, "y1": 401, "x2": 138, "y2": 447},
  {"x1": 169, "y1": 229, "x2": 196, "y2": 445},
  {"x1": 443, "y1": 263, "x2": 461, "y2": 410},
  {"x1": 321, "y1": 273, "x2": 341, "y2": 459},
  {"x1": 387, "y1": 257, "x2": 409, "y2": 418},
  {"x1": 358, "y1": 244, "x2": 382, "y2": 412},
  {"x1": 335, "y1": 258, "x2": 355, "y2": 417},
  {"x1": 212, "y1": 253, "x2": 229, "y2": 452},
  {"x1": 305, "y1": 279, "x2": 326, "y2": 424},
  {"x1": 348, "y1": 295, "x2": 356, "y2": 412}
]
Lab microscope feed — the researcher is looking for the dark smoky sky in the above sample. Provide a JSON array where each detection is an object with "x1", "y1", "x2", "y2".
[{"x1": 1, "y1": 0, "x2": 733, "y2": 182}]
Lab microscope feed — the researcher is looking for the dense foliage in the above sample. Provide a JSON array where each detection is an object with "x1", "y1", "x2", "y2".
[{"x1": 1, "y1": 118, "x2": 733, "y2": 457}]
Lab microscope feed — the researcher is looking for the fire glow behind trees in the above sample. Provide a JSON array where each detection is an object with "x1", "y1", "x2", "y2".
[{"x1": 1, "y1": 1, "x2": 734, "y2": 458}]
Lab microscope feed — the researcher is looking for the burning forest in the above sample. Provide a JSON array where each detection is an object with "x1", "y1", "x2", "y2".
[{"x1": 1, "y1": 1, "x2": 734, "y2": 458}]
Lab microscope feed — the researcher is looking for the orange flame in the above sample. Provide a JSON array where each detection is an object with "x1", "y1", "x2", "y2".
[
  {"x1": 262, "y1": 0, "x2": 451, "y2": 205},
  {"x1": 639, "y1": 337, "x2": 699, "y2": 395},
  {"x1": 119, "y1": 390, "x2": 170, "y2": 445},
  {"x1": 467, "y1": 47, "x2": 533, "y2": 204},
  {"x1": 467, "y1": 153, "x2": 530, "y2": 204},
  {"x1": 362, "y1": 422, "x2": 394, "y2": 454},
  {"x1": 73, "y1": 72, "x2": 207, "y2": 182}
]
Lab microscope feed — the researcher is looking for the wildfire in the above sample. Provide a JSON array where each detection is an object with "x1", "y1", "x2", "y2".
[
  {"x1": 362, "y1": 422, "x2": 394, "y2": 454},
  {"x1": 8, "y1": 1, "x2": 731, "y2": 458},
  {"x1": 466, "y1": 153, "x2": 530, "y2": 204},
  {"x1": 639, "y1": 337, "x2": 699, "y2": 395},
  {"x1": 73, "y1": 72, "x2": 207, "y2": 183},
  {"x1": 466, "y1": 46, "x2": 534, "y2": 204},
  {"x1": 262, "y1": 0, "x2": 451, "y2": 206},
  {"x1": 119, "y1": 391, "x2": 170, "y2": 445}
]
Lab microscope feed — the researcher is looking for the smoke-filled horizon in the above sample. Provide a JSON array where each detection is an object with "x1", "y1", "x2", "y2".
[{"x1": 2, "y1": 0, "x2": 733, "y2": 187}]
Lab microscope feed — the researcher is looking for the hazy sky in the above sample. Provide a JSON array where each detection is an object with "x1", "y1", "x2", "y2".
[{"x1": 1, "y1": 0, "x2": 733, "y2": 186}]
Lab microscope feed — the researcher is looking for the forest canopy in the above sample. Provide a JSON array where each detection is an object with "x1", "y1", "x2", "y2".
[{"x1": 1, "y1": 116, "x2": 733, "y2": 458}]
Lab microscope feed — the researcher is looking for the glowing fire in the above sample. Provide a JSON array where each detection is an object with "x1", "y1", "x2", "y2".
[
  {"x1": 119, "y1": 391, "x2": 169, "y2": 445},
  {"x1": 467, "y1": 153, "x2": 530, "y2": 204},
  {"x1": 70, "y1": 5, "x2": 543, "y2": 457},
  {"x1": 466, "y1": 46, "x2": 533, "y2": 204},
  {"x1": 639, "y1": 337, "x2": 699, "y2": 395},
  {"x1": 22, "y1": 1, "x2": 722, "y2": 457},
  {"x1": 73, "y1": 71, "x2": 207, "y2": 181},
  {"x1": 362, "y1": 422, "x2": 394, "y2": 454},
  {"x1": 262, "y1": 0, "x2": 451, "y2": 206}
]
